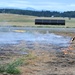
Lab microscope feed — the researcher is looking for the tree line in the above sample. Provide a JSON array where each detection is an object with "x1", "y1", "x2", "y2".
[{"x1": 0, "y1": 8, "x2": 75, "y2": 17}]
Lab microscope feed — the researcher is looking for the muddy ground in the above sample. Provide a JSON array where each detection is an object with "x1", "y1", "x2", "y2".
[{"x1": 0, "y1": 32, "x2": 75, "y2": 75}]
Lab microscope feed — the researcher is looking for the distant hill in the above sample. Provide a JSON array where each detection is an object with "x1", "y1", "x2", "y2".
[
  {"x1": 0, "y1": 8, "x2": 75, "y2": 17},
  {"x1": 25, "y1": 7, "x2": 36, "y2": 11}
]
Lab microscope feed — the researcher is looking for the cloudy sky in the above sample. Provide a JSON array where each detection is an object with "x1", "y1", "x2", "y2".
[{"x1": 0, "y1": 0, "x2": 75, "y2": 11}]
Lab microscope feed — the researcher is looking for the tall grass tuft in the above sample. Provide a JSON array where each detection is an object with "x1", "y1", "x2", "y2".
[{"x1": 0, "y1": 58, "x2": 23, "y2": 74}]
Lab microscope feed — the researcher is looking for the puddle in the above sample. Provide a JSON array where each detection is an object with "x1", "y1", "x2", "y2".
[{"x1": 0, "y1": 27, "x2": 71, "y2": 48}]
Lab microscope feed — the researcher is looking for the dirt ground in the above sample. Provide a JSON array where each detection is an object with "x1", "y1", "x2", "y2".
[{"x1": 0, "y1": 32, "x2": 75, "y2": 75}]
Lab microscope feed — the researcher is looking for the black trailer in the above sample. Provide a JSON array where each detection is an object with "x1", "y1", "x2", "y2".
[{"x1": 35, "y1": 19, "x2": 65, "y2": 25}]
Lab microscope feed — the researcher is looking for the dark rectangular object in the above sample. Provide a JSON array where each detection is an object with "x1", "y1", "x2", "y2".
[{"x1": 35, "y1": 19, "x2": 65, "y2": 25}]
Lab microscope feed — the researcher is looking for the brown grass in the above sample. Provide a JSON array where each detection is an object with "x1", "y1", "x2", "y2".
[{"x1": 0, "y1": 13, "x2": 75, "y2": 27}]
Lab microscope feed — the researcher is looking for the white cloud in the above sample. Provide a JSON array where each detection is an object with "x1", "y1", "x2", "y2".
[
  {"x1": 0, "y1": 0, "x2": 31, "y2": 9},
  {"x1": 0, "y1": 0, "x2": 75, "y2": 11},
  {"x1": 31, "y1": 2, "x2": 67, "y2": 11},
  {"x1": 69, "y1": 4, "x2": 75, "y2": 7}
]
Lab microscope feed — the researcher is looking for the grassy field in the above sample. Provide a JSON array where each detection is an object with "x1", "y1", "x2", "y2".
[{"x1": 0, "y1": 13, "x2": 75, "y2": 27}]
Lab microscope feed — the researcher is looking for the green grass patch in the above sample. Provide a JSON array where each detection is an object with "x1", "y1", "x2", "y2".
[{"x1": 0, "y1": 58, "x2": 24, "y2": 74}]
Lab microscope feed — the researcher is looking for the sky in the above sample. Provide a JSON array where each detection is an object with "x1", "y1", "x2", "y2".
[{"x1": 0, "y1": 0, "x2": 75, "y2": 11}]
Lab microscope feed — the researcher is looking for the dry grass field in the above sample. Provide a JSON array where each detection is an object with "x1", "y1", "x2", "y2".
[
  {"x1": 0, "y1": 13, "x2": 75, "y2": 75},
  {"x1": 0, "y1": 13, "x2": 75, "y2": 27}
]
